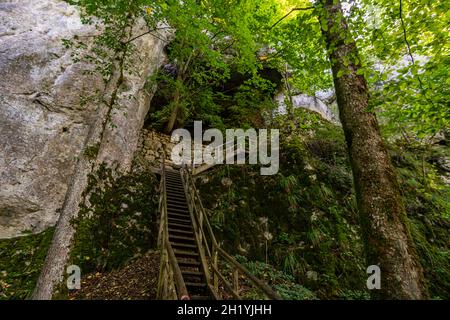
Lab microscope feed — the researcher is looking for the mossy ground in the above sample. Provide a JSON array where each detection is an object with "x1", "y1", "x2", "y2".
[
  {"x1": 0, "y1": 228, "x2": 54, "y2": 300},
  {"x1": 51, "y1": 162, "x2": 161, "y2": 299}
]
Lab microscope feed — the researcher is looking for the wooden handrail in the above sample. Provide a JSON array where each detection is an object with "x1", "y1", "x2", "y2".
[
  {"x1": 192, "y1": 138, "x2": 258, "y2": 175},
  {"x1": 216, "y1": 246, "x2": 280, "y2": 300},
  {"x1": 180, "y1": 165, "x2": 282, "y2": 300},
  {"x1": 211, "y1": 264, "x2": 241, "y2": 300},
  {"x1": 166, "y1": 240, "x2": 189, "y2": 300}
]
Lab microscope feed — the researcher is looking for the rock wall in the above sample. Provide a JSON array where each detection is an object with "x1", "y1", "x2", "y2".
[
  {"x1": 275, "y1": 91, "x2": 339, "y2": 123},
  {"x1": 0, "y1": 0, "x2": 169, "y2": 238},
  {"x1": 138, "y1": 129, "x2": 175, "y2": 167},
  {"x1": 137, "y1": 129, "x2": 213, "y2": 171}
]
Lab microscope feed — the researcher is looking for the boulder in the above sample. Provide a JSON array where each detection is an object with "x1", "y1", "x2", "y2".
[{"x1": 0, "y1": 0, "x2": 168, "y2": 238}]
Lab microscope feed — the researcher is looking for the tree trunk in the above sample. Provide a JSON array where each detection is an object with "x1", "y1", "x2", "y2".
[
  {"x1": 318, "y1": 0, "x2": 428, "y2": 299},
  {"x1": 164, "y1": 94, "x2": 180, "y2": 134},
  {"x1": 32, "y1": 100, "x2": 110, "y2": 300}
]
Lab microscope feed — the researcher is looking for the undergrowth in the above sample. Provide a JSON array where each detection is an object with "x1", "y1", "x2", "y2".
[
  {"x1": 0, "y1": 228, "x2": 54, "y2": 300},
  {"x1": 198, "y1": 109, "x2": 449, "y2": 299}
]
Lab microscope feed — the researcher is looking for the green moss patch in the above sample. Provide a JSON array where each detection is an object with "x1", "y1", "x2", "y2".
[
  {"x1": 69, "y1": 163, "x2": 159, "y2": 275},
  {"x1": 0, "y1": 228, "x2": 54, "y2": 300}
]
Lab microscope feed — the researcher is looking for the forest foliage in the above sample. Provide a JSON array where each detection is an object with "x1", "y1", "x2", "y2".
[{"x1": 66, "y1": 0, "x2": 448, "y2": 137}]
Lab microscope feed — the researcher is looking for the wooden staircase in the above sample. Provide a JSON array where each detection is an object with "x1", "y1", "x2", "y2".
[
  {"x1": 156, "y1": 149, "x2": 281, "y2": 301},
  {"x1": 164, "y1": 169, "x2": 211, "y2": 299}
]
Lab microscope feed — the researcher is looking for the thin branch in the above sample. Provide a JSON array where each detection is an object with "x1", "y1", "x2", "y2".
[
  {"x1": 399, "y1": 0, "x2": 415, "y2": 64},
  {"x1": 270, "y1": 6, "x2": 314, "y2": 30},
  {"x1": 219, "y1": 39, "x2": 237, "y2": 54},
  {"x1": 399, "y1": 0, "x2": 433, "y2": 106},
  {"x1": 124, "y1": 26, "x2": 171, "y2": 44}
]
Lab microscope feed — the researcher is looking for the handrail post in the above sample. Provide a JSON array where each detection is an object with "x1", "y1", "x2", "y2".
[
  {"x1": 213, "y1": 243, "x2": 218, "y2": 293},
  {"x1": 233, "y1": 269, "x2": 239, "y2": 293}
]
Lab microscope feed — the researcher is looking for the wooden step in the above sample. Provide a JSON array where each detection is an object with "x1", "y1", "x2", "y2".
[
  {"x1": 166, "y1": 179, "x2": 182, "y2": 183},
  {"x1": 171, "y1": 242, "x2": 197, "y2": 250},
  {"x1": 181, "y1": 270, "x2": 203, "y2": 277},
  {"x1": 166, "y1": 188, "x2": 185, "y2": 193},
  {"x1": 166, "y1": 189, "x2": 184, "y2": 194},
  {"x1": 167, "y1": 192, "x2": 186, "y2": 197},
  {"x1": 169, "y1": 234, "x2": 196, "y2": 242},
  {"x1": 167, "y1": 207, "x2": 189, "y2": 214},
  {"x1": 166, "y1": 178, "x2": 182, "y2": 183},
  {"x1": 166, "y1": 177, "x2": 183, "y2": 186},
  {"x1": 177, "y1": 259, "x2": 201, "y2": 267},
  {"x1": 185, "y1": 282, "x2": 207, "y2": 288},
  {"x1": 168, "y1": 215, "x2": 190, "y2": 222},
  {"x1": 166, "y1": 182, "x2": 183, "y2": 186},
  {"x1": 167, "y1": 204, "x2": 189, "y2": 211},
  {"x1": 166, "y1": 180, "x2": 183, "y2": 186},
  {"x1": 166, "y1": 187, "x2": 184, "y2": 192},
  {"x1": 167, "y1": 211, "x2": 191, "y2": 222},
  {"x1": 166, "y1": 174, "x2": 181, "y2": 178},
  {"x1": 167, "y1": 193, "x2": 186, "y2": 199},
  {"x1": 168, "y1": 217, "x2": 191, "y2": 225},
  {"x1": 174, "y1": 249, "x2": 198, "y2": 257},
  {"x1": 167, "y1": 222, "x2": 193, "y2": 230},
  {"x1": 167, "y1": 206, "x2": 189, "y2": 213},
  {"x1": 184, "y1": 275, "x2": 203, "y2": 283},
  {"x1": 168, "y1": 211, "x2": 190, "y2": 218},
  {"x1": 167, "y1": 198, "x2": 187, "y2": 204},
  {"x1": 168, "y1": 228, "x2": 194, "y2": 235},
  {"x1": 168, "y1": 212, "x2": 190, "y2": 219},
  {"x1": 166, "y1": 184, "x2": 182, "y2": 188},
  {"x1": 167, "y1": 198, "x2": 187, "y2": 205},
  {"x1": 167, "y1": 198, "x2": 187, "y2": 207}
]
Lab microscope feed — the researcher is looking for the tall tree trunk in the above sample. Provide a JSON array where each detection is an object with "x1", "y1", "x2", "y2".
[
  {"x1": 164, "y1": 47, "x2": 194, "y2": 134},
  {"x1": 164, "y1": 90, "x2": 180, "y2": 134},
  {"x1": 318, "y1": 0, "x2": 428, "y2": 299}
]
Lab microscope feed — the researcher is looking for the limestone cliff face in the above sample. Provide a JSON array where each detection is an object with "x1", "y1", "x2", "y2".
[
  {"x1": 0, "y1": 0, "x2": 168, "y2": 238},
  {"x1": 275, "y1": 91, "x2": 339, "y2": 123}
]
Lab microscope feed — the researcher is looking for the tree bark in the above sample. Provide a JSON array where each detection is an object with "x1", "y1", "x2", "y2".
[
  {"x1": 318, "y1": 0, "x2": 428, "y2": 299},
  {"x1": 164, "y1": 50, "x2": 194, "y2": 134},
  {"x1": 164, "y1": 89, "x2": 181, "y2": 134}
]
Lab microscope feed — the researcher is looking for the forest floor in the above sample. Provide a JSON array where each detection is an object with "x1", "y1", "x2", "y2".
[{"x1": 68, "y1": 251, "x2": 160, "y2": 300}]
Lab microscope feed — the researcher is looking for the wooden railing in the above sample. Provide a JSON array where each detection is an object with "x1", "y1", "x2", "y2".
[
  {"x1": 156, "y1": 151, "x2": 190, "y2": 300},
  {"x1": 192, "y1": 137, "x2": 258, "y2": 175},
  {"x1": 180, "y1": 165, "x2": 282, "y2": 300}
]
